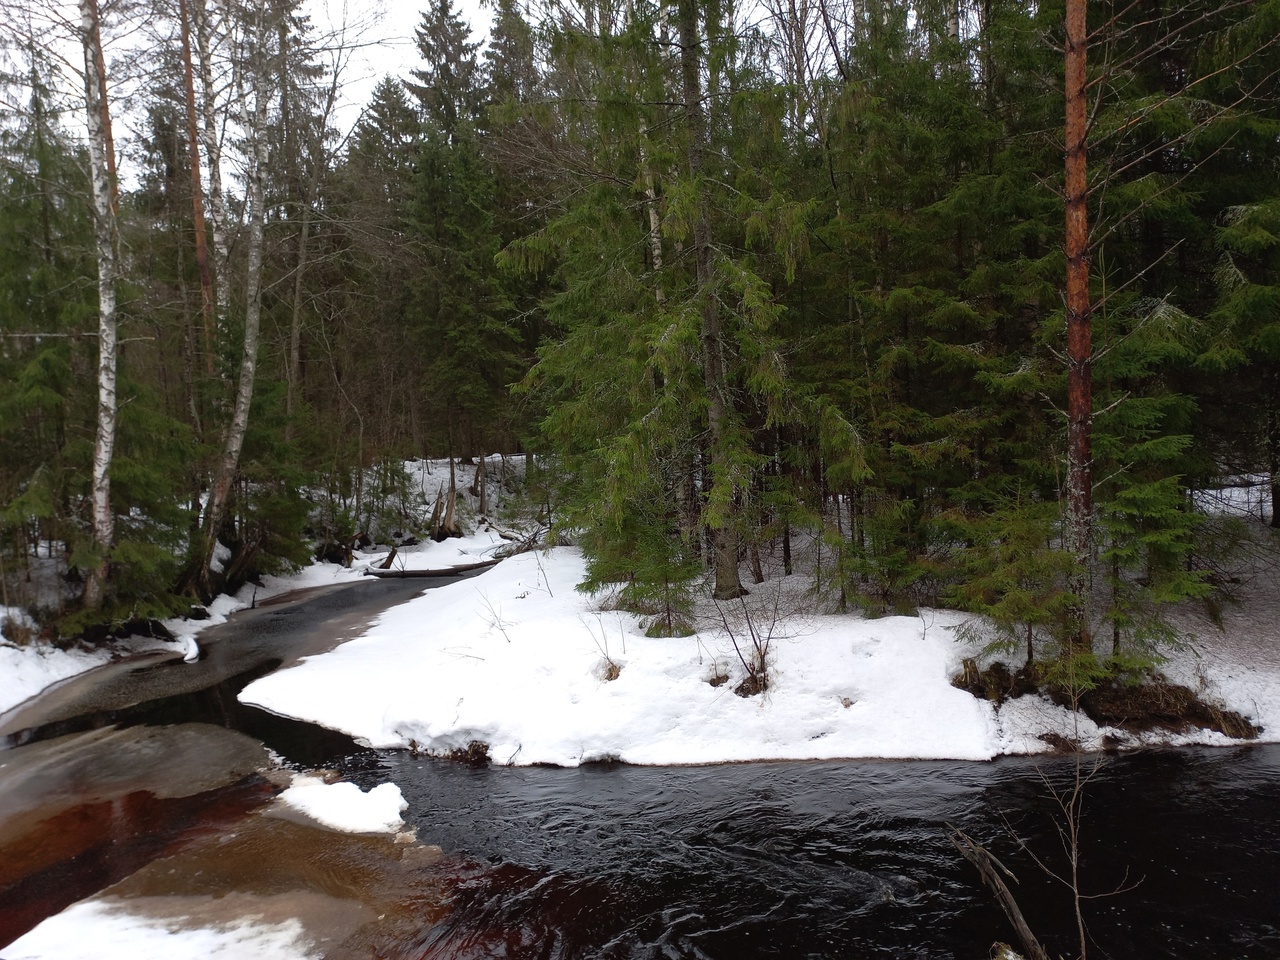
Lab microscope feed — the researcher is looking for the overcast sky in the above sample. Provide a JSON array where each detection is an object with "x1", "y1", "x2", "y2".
[{"x1": 308, "y1": 0, "x2": 491, "y2": 136}]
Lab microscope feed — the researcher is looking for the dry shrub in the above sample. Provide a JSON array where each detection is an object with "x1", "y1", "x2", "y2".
[
  {"x1": 448, "y1": 741, "x2": 492, "y2": 766},
  {"x1": 2, "y1": 615, "x2": 36, "y2": 647}
]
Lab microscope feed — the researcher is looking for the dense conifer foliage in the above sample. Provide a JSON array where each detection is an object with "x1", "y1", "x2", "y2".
[{"x1": 1, "y1": 0, "x2": 1277, "y2": 681}]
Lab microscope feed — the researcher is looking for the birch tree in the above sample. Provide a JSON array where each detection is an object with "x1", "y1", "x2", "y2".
[
  {"x1": 191, "y1": 0, "x2": 273, "y2": 596},
  {"x1": 78, "y1": 0, "x2": 120, "y2": 611},
  {"x1": 193, "y1": 0, "x2": 232, "y2": 314}
]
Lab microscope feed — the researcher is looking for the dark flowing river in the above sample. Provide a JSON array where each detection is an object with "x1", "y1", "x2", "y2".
[
  {"x1": 348, "y1": 745, "x2": 1280, "y2": 960},
  {"x1": 2, "y1": 578, "x2": 1277, "y2": 959}
]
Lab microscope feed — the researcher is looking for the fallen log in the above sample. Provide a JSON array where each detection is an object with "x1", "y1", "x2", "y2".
[{"x1": 362, "y1": 557, "x2": 501, "y2": 578}]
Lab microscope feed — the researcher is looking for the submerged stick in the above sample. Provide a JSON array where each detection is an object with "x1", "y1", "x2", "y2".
[{"x1": 948, "y1": 825, "x2": 1052, "y2": 960}]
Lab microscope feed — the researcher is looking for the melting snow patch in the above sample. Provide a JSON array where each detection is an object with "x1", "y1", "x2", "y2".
[
  {"x1": 209, "y1": 541, "x2": 233, "y2": 575},
  {"x1": 274, "y1": 774, "x2": 407, "y2": 834},
  {"x1": 0, "y1": 632, "x2": 110, "y2": 715},
  {"x1": 4, "y1": 899, "x2": 318, "y2": 960}
]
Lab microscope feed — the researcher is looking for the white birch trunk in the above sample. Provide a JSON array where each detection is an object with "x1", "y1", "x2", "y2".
[
  {"x1": 639, "y1": 135, "x2": 665, "y2": 301},
  {"x1": 200, "y1": 9, "x2": 271, "y2": 585},
  {"x1": 79, "y1": 0, "x2": 118, "y2": 611}
]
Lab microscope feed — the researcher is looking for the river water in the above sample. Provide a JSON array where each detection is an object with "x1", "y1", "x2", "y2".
[
  {"x1": 348, "y1": 746, "x2": 1280, "y2": 960},
  {"x1": 2, "y1": 580, "x2": 1277, "y2": 959}
]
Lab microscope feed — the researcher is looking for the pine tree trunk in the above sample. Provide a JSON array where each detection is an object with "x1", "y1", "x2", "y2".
[
  {"x1": 1064, "y1": 0, "x2": 1093, "y2": 652},
  {"x1": 750, "y1": 541, "x2": 765, "y2": 584},
  {"x1": 676, "y1": 0, "x2": 746, "y2": 601},
  {"x1": 179, "y1": 0, "x2": 217, "y2": 385},
  {"x1": 79, "y1": 0, "x2": 119, "y2": 611}
]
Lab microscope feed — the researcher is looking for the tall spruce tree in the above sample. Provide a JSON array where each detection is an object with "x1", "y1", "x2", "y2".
[
  {"x1": 500, "y1": 0, "x2": 796, "y2": 624},
  {"x1": 408, "y1": 0, "x2": 522, "y2": 460},
  {"x1": 0, "y1": 53, "x2": 97, "y2": 617}
]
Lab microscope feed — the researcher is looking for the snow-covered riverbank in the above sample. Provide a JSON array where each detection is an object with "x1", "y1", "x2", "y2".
[
  {"x1": 5, "y1": 522, "x2": 1277, "y2": 960},
  {"x1": 6, "y1": 519, "x2": 1275, "y2": 763},
  {"x1": 1, "y1": 458, "x2": 517, "y2": 717},
  {"x1": 0, "y1": 561, "x2": 362, "y2": 717},
  {"x1": 239, "y1": 544, "x2": 1277, "y2": 765}
]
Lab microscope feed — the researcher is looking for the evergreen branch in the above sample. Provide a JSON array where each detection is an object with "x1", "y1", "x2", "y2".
[
  {"x1": 1087, "y1": 241, "x2": 1185, "y2": 330},
  {"x1": 1094, "y1": 59, "x2": 1280, "y2": 185},
  {"x1": 1086, "y1": 0, "x2": 1260, "y2": 84}
]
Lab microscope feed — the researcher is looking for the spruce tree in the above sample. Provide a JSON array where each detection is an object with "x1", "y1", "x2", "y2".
[
  {"x1": 0, "y1": 62, "x2": 98, "y2": 616},
  {"x1": 407, "y1": 0, "x2": 523, "y2": 460},
  {"x1": 499, "y1": 0, "x2": 797, "y2": 619}
]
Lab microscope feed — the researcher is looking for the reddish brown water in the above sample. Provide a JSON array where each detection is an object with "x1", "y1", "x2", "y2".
[{"x1": 0, "y1": 777, "x2": 276, "y2": 945}]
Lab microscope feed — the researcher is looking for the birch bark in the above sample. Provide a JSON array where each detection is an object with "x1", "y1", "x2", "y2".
[
  {"x1": 79, "y1": 0, "x2": 119, "y2": 611},
  {"x1": 195, "y1": 0, "x2": 231, "y2": 321},
  {"x1": 197, "y1": 5, "x2": 271, "y2": 591}
]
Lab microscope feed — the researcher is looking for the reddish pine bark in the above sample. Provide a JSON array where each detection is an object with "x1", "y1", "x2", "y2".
[
  {"x1": 1064, "y1": 0, "x2": 1093, "y2": 652},
  {"x1": 179, "y1": 0, "x2": 217, "y2": 385}
]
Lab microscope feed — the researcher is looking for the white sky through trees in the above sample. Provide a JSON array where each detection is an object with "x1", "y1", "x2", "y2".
[
  {"x1": 306, "y1": 0, "x2": 489, "y2": 136},
  {"x1": 0, "y1": 0, "x2": 487, "y2": 173}
]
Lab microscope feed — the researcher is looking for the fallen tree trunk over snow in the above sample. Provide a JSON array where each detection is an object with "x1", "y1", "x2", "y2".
[{"x1": 362, "y1": 558, "x2": 501, "y2": 578}]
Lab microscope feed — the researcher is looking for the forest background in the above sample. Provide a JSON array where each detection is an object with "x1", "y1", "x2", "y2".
[{"x1": 2, "y1": 0, "x2": 1279, "y2": 688}]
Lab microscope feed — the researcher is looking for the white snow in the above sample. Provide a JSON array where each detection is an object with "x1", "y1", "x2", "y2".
[
  {"x1": 208, "y1": 540, "x2": 232, "y2": 575},
  {"x1": 7, "y1": 457, "x2": 1276, "y2": 762},
  {"x1": 0, "y1": 457, "x2": 523, "y2": 713},
  {"x1": 6, "y1": 459, "x2": 1279, "y2": 958},
  {"x1": 1192, "y1": 474, "x2": 1274, "y2": 524},
  {"x1": 1, "y1": 616, "x2": 111, "y2": 715},
  {"x1": 0, "y1": 527, "x2": 502, "y2": 720},
  {"x1": 238, "y1": 545, "x2": 1277, "y2": 765},
  {"x1": 352, "y1": 528, "x2": 512, "y2": 574},
  {"x1": 179, "y1": 635, "x2": 201, "y2": 663},
  {"x1": 4, "y1": 900, "x2": 317, "y2": 960},
  {"x1": 274, "y1": 773, "x2": 407, "y2": 833},
  {"x1": 0, "y1": 561, "x2": 368, "y2": 717}
]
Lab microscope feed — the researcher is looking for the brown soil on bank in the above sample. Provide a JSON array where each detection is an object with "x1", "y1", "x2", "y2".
[{"x1": 953, "y1": 661, "x2": 1260, "y2": 742}]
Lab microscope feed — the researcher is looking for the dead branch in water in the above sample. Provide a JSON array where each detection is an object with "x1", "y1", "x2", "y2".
[{"x1": 947, "y1": 825, "x2": 1051, "y2": 960}]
